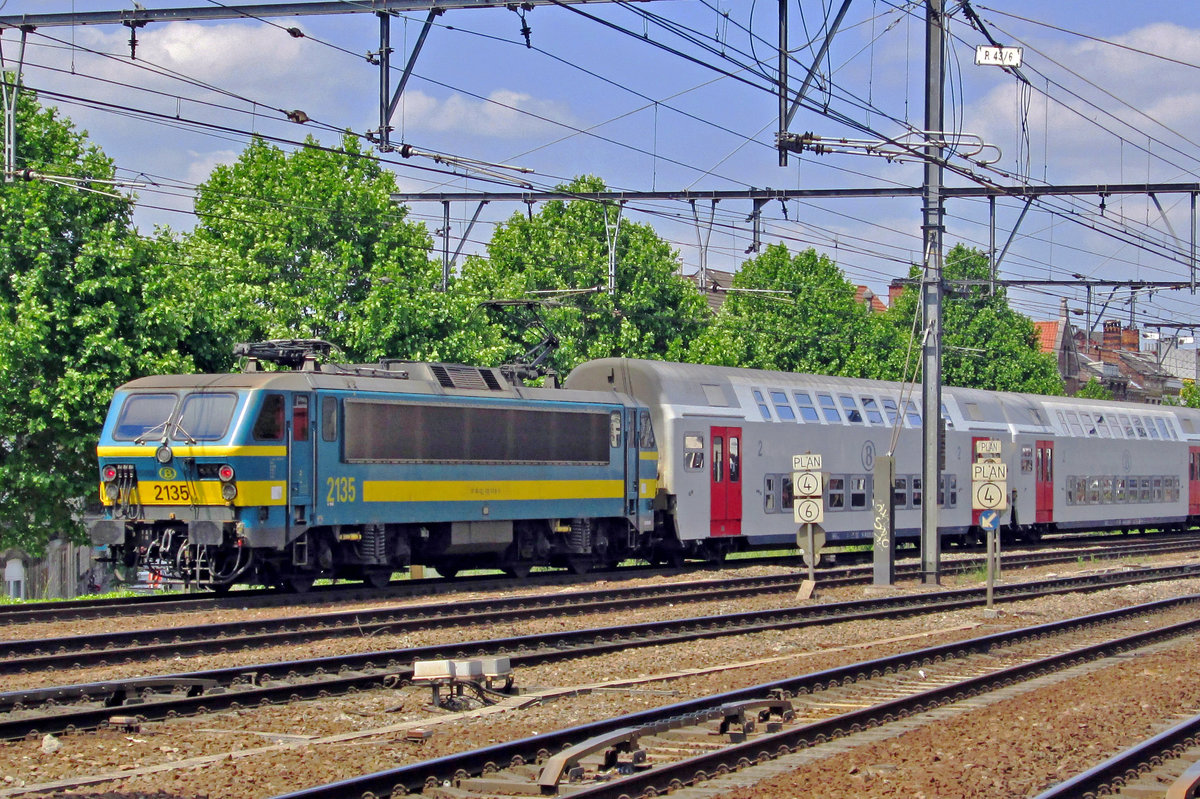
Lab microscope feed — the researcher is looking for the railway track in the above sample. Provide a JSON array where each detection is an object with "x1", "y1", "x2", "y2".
[
  {"x1": 1034, "y1": 709, "x2": 1200, "y2": 798},
  {"x1": 4, "y1": 535, "x2": 1196, "y2": 677},
  {"x1": 3, "y1": 528, "x2": 1191, "y2": 626},
  {"x1": 3, "y1": 562, "x2": 1198, "y2": 742},
  {"x1": 267, "y1": 594, "x2": 1200, "y2": 799}
]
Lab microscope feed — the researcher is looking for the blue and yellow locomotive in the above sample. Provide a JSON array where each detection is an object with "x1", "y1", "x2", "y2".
[{"x1": 91, "y1": 341, "x2": 659, "y2": 590}]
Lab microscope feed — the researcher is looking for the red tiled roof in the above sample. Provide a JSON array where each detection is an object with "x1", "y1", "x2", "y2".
[
  {"x1": 1033, "y1": 320, "x2": 1059, "y2": 354},
  {"x1": 855, "y1": 286, "x2": 888, "y2": 313}
]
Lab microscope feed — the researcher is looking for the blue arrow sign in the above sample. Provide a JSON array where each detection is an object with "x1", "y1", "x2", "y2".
[{"x1": 979, "y1": 510, "x2": 999, "y2": 530}]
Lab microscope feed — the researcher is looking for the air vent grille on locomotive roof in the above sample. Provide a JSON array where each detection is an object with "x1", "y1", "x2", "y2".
[{"x1": 429, "y1": 363, "x2": 504, "y2": 391}]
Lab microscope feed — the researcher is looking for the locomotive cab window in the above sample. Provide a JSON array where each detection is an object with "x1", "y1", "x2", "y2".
[
  {"x1": 684, "y1": 433, "x2": 705, "y2": 471},
  {"x1": 253, "y1": 394, "x2": 285, "y2": 441},
  {"x1": 292, "y1": 395, "x2": 309, "y2": 442},
  {"x1": 638, "y1": 410, "x2": 656, "y2": 449},
  {"x1": 114, "y1": 393, "x2": 176, "y2": 441},
  {"x1": 321, "y1": 396, "x2": 338, "y2": 442},
  {"x1": 609, "y1": 411, "x2": 623, "y2": 447},
  {"x1": 177, "y1": 392, "x2": 238, "y2": 441}
]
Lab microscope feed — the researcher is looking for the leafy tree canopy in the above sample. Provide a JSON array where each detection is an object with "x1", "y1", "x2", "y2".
[
  {"x1": 459, "y1": 176, "x2": 710, "y2": 375},
  {"x1": 885, "y1": 244, "x2": 1064, "y2": 395},
  {"x1": 685, "y1": 243, "x2": 894, "y2": 377},
  {"x1": 184, "y1": 135, "x2": 502, "y2": 366},
  {"x1": 1075, "y1": 377, "x2": 1114, "y2": 400},
  {"x1": 0, "y1": 89, "x2": 191, "y2": 554}
]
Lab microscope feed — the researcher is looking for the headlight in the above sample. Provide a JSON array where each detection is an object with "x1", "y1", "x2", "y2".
[
  {"x1": 105, "y1": 483, "x2": 120, "y2": 501},
  {"x1": 221, "y1": 482, "x2": 238, "y2": 501},
  {"x1": 155, "y1": 445, "x2": 173, "y2": 464}
]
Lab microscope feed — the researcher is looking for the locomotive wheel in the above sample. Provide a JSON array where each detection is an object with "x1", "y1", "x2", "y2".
[
  {"x1": 362, "y1": 570, "x2": 392, "y2": 590},
  {"x1": 566, "y1": 555, "x2": 593, "y2": 575},
  {"x1": 282, "y1": 574, "x2": 315, "y2": 593},
  {"x1": 502, "y1": 561, "x2": 533, "y2": 579},
  {"x1": 433, "y1": 562, "x2": 460, "y2": 579}
]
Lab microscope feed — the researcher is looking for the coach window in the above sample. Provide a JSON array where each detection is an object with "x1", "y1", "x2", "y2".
[
  {"x1": 321, "y1": 397, "x2": 338, "y2": 442},
  {"x1": 1153, "y1": 477, "x2": 1164, "y2": 502},
  {"x1": 781, "y1": 473, "x2": 794, "y2": 510},
  {"x1": 818, "y1": 393, "x2": 842, "y2": 423},
  {"x1": 940, "y1": 403, "x2": 954, "y2": 429},
  {"x1": 683, "y1": 433, "x2": 704, "y2": 470},
  {"x1": 1133, "y1": 417, "x2": 1149, "y2": 439},
  {"x1": 1115, "y1": 478, "x2": 1126, "y2": 503},
  {"x1": 794, "y1": 392, "x2": 820, "y2": 422},
  {"x1": 253, "y1": 394, "x2": 285, "y2": 440},
  {"x1": 752, "y1": 389, "x2": 772, "y2": 421},
  {"x1": 292, "y1": 396, "x2": 309, "y2": 441},
  {"x1": 905, "y1": 401, "x2": 922, "y2": 426},
  {"x1": 850, "y1": 475, "x2": 869, "y2": 509},
  {"x1": 712, "y1": 436, "x2": 724, "y2": 483},
  {"x1": 881, "y1": 397, "x2": 899, "y2": 426},
  {"x1": 840, "y1": 395, "x2": 864, "y2": 424},
  {"x1": 1155, "y1": 418, "x2": 1171, "y2": 440},
  {"x1": 1066, "y1": 412, "x2": 1084, "y2": 437},
  {"x1": 912, "y1": 477, "x2": 923, "y2": 507},
  {"x1": 1147, "y1": 418, "x2": 1161, "y2": 440},
  {"x1": 764, "y1": 476, "x2": 776, "y2": 513},
  {"x1": 1080, "y1": 413, "x2": 1096, "y2": 436},
  {"x1": 826, "y1": 476, "x2": 846, "y2": 509},
  {"x1": 861, "y1": 397, "x2": 884, "y2": 424},
  {"x1": 770, "y1": 391, "x2": 796, "y2": 421},
  {"x1": 1117, "y1": 414, "x2": 1134, "y2": 437},
  {"x1": 892, "y1": 477, "x2": 909, "y2": 509},
  {"x1": 1066, "y1": 477, "x2": 1078, "y2": 505},
  {"x1": 938, "y1": 474, "x2": 958, "y2": 507},
  {"x1": 1101, "y1": 477, "x2": 1113, "y2": 503},
  {"x1": 1140, "y1": 478, "x2": 1152, "y2": 502}
]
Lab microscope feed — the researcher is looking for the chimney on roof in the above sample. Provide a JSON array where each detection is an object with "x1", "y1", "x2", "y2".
[
  {"x1": 1122, "y1": 326, "x2": 1139, "y2": 352},
  {"x1": 1102, "y1": 320, "x2": 1121, "y2": 364},
  {"x1": 889, "y1": 280, "x2": 906, "y2": 307}
]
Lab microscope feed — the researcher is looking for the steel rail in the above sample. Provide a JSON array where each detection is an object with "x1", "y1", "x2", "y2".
[
  {"x1": 272, "y1": 595, "x2": 1200, "y2": 799},
  {"x1": 3, "y1": 563, "x2": 1198, "y2": 740},
  {"x1": 1032, "y1": 711, "x2": 1200, "y2": 799},
  {"x1": 2, "y1": 528, "x2": 1190, "y2": 626},
  {"x1": 3, "y1": 536, "x2": 1195, "y2": 676}
]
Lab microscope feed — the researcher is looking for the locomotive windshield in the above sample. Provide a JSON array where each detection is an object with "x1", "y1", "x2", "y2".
[{"x1": 112, "y1": 391, "x2": 239, "y2": 442}]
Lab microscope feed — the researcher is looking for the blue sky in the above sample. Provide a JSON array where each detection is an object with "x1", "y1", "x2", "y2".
[{"x1": 7, "y1": 1, "x2": 1200, "y2": 335}]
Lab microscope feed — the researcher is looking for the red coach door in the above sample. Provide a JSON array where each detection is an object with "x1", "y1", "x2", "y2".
[
  {"x1": 1035, "y1": 439, "x2": 1054, "y2": 524},
  {"x1": 1189, "y1": 447, "x2": 1200, "y2": 516},
  {"x1": 710, "y1": 426, "x2": 742, "y2": 536}
]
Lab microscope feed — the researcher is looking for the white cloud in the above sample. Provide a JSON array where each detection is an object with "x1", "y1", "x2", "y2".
[{"x1": 397, "y1": 88, "x2": 578, "y2": 139}]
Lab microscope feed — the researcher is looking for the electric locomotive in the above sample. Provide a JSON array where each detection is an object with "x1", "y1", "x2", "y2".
[{"x1": 91, "y1": 341, "x2": 659, "y2": 591}]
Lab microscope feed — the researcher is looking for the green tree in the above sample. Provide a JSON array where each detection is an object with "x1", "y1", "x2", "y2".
[
  {"x1": 1178, "y1": 380, "x2": 1200, "y2": 408},
  {"x1": 1075, "y1": 377, "x2": 1114, "y2": 400},
  {"x1": 686, "y1": 243, "x2": 895, "y2": 376},
  {"x1": 0, "y1": 90, "x2": 191, "y2": 554},
  {"x1": 184, "y1": 135, "x2": 502, "y2": 366},
  {"x1": 884, "y1": 245, "x2": 1064, "y2": 394},
  {"x1": 459, "y1": 176, "x2": 710, "y2": 375}
]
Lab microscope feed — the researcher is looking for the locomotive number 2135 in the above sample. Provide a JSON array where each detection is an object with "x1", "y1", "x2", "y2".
[{"x1": 326, "y1": 476, "x2": 357, "y2": 505}]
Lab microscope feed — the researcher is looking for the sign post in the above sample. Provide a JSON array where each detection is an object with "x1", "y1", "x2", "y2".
[
  {"x1": 792, "y1": 453, "x2": 824, "y2": 598},
  {"x1": 972, "y1": 440, "x2": 1006, "y2": 614},
  {"x1": 872, "y1": 455, "x2": 895, "y2": 586}
]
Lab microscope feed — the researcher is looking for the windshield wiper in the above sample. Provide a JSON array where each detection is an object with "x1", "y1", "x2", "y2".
[{"x1": 133, "y1": 419, "x2": 171, "y2": 445}]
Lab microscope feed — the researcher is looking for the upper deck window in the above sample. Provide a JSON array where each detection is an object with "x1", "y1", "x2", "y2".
[
  {"x1": 839, "y1": 395, "x2": 864, "y2": 424},
  {"x1": 752, "y1": 389, "x2": 772, "y2": 421},
  {"x1": 793, "y1": 392, "x2": 820, "y2": 422},
  {"x1": 114, "y1": 393, "x2": 176, "y2": 441},
  {"x1": 904, "y1": 401, "x2": 922, "y2": 426},
  {"x1": 861, "y1": 397, "x2": 884, "y2": 424},
  {"x1": 881, "y1": 398, "x2": 899, "y2": 426},
  {"x1": 769, "y1": 391, "x2": 796, "y2": 421},
  {"x1": 817, "y1": 393, "x2": 842, "y2": 423},
  {"x1": 177, "y1": 393, "x2": 238, "y2": 441}
]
